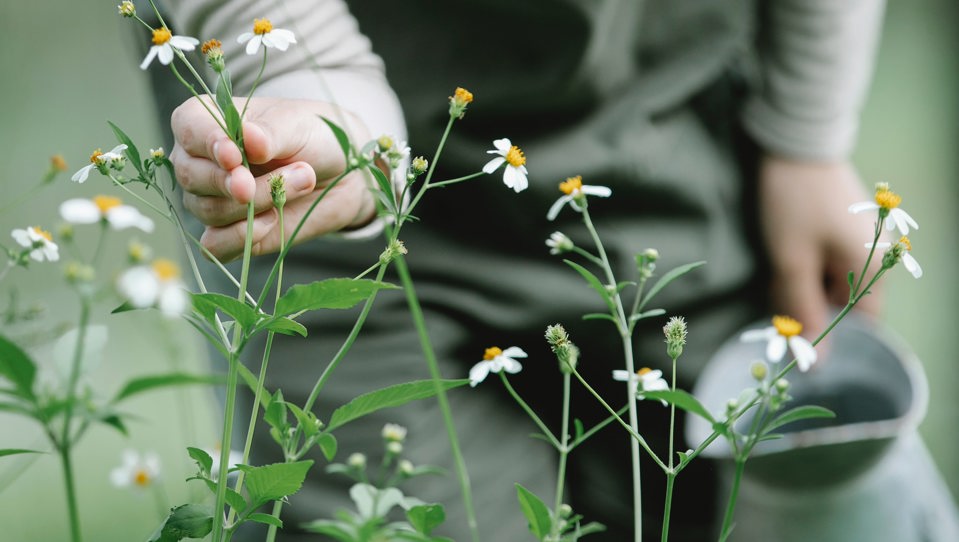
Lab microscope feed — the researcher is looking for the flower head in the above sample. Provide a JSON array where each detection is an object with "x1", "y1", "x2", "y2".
[
  {"x1": 117, "y1": 1, "x2": 136, "y2": 17},
  {"x1": 59, "y1": 195, "x2": 155, "y2": 232},
  {"x1": 546, "y1": 175, "x2": 612, "y2": 220},
  {"x1": 11, "y1": 226, "x2": 59, "y2": 262},
  {"x1": 449, "y1": 87, "x2": 474, "y2": 118},
  {"x1": 71, "y1": 145, "x2": 127, "y2": 183},
  {"x1": 871, "y1": 237, "x2": 922, "y2": 279},
  {"x1": 382, "y1": 423, "x2": 407, "y2": 443},
  {"x1": 612, "y1": 367, "x2": 669, "y2": 404},
  {"x1": 482, "y1": 138, "x2": 528, "y2": 193},
  {"x1": 237, "y1": 18, "x2": 296, "y2": 55},
  {"x1": 110, "y1": 450, "x2": 160, "y2": 489},
  {"x1": 740, "y1": 315, "x2": 818, "y2": 372},
  {"x1": 663, "y1": 316, "x2": 688, "y2": 360},
  {"x1": 117, "y1": 258, "x2": 189, "y2": 317},
  {"x1": 468, "y1": 345, "x2": 527, "y2": 387},
  {"x1": 848, "y1": 183, "x2": 918, "y2": 235},
  {"x1": 140, "y1": 27, "x2": 199, "y2": 70},
  {"x1": 546, "y1": 231, "x2": 574, "y2": 255}
]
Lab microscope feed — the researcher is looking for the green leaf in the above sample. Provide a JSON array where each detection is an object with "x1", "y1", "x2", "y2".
[
  {"x1": 237, "y1": 460, "x2": 314, "y2": 508},
  {"x1": 581, "y1": 313, "x2": 618, "y2": 324},
  {"x1": 247, "y1": 513, "x2": 283, "y2": 528},
  {"x1": 317, "y1": 433, "x2": 338, "y2": 461},
  {"x1": 561, "y1": 521, "x2": 606, "y2": 540},
  {"x1": 192, "y1": 293, "x2": 261, "y2": 331},
  {"x1": 275, "y1": 278, "x2": 397, "y2": 317},
  {"x1": 97, "y1": 413, "x2": 129, "y2": 436},
  {"x1": 757, "y1": 432, "x2": 784, "y2": 442},
  {"x1": 300, "y1": 520, "x2": 354, "y2": 540},
  {"x1": 197, "y1": 477, "x2": 248, "y2": 512},
  {"x1": 367, "y1": 165, "x2": 396, "y2": 212},
  {"x1": 110, "y1": 301, "x2": 138, "y2": 314},
  {"x1": 327, "y1": 379, "x2": 470, "y2": 431},
  {"x1": 516, "y1": 483, "x2": 552, "y2": 539},
  {"x1": 187, "y1": 447, "x2": 213, "y2": 476},
  {"x1": 286, "y1": 401, "x2": 319, "y2": 438},
  {"x1": 107, "y1": 121, "x2": 143, "y2": 176},
  {"x1": 762, "y1": 405, "x2": 835, "y2": 435},
  {"x1": 641, "y1": 389, "x2": 716, "y2": 424},
  {"x1": 264, "y1": 391, "x2": 288, "y2": 432},
  {"x1": 629, "y1": 308, "x2": 666, "y2": 322},
  {"x1": 0, "y1": 334, "x2": 36, "y2": 400},
  {"x1": 113, "y1": 373, "x2": 223, "y2": 402},
  {"x1": 407, "y1": 503, "x2": 446, "y2": 535},
  {"x1": 563, "y1": 260, "x2": 614, "y2": 313},
  {"x1": 0, "y1": 449, "x2": 44, "y2": 458},
  {"x1": 639, "y1": 261, "x2": 706, "y2": 310},
  {"x1": 148, "y1": 503, "x2": 213, "y2": 542},
  {"x1": 573, "y1": 419, "x2": 585, "y2": 440},
  {"x1": 256, "y1": 316, "x2": 308, "y2": 337},
  {"x1": 215, "y1": 75, "x2": 242, "y2": 141},
  {"x1": 847, "y1": 270, "x2": 855, "y2": 289},
  {"x1": 320, "y1": 116, "x2": 353, "y2": 161}
]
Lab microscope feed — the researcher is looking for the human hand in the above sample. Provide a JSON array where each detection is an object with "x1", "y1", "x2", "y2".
[
  {"x1": 170, "y1": 96, "x2": 377, "y2": 261},
  {"x1": 757, "y1": 155, "x2": 885, "y2": 341}
]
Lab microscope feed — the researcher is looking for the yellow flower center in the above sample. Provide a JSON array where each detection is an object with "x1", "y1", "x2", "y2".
[
  {"x1": 31, "y1": 227, "x2": 53, "y2": 241},
  {"x1": 559, "y1": 175, "x2": 583, "y2": 195},
  {"x1": 899, "y1": 236, "x2": 912, "y2": 252},
  {"x1": 152, "y1": 27, "x2": 173, "y2": 45},
  {"x1": 152, "y1": 259, "x2": 180, "y2": 281},
  {"x1": 772, "y1": 315, "x2": 802, "y2": 338},
  {"x1": 874, "y1": 189, "x2": 902, "y2": 210},
  {"x1": 636, "y1": 367, "x2": 653, "y2": 377},
  {"x1": 133, "y1": 469, "x2": 152, "y2": 487},
  {"x1": 454, "y1": 87, "x2": 474, "y2": 104},
  {"x1": 483, "y1": 346, "x2": 503, "y2": 361},
  {"x1": 201, "y1": 39, "x2": 222, "y2": 55},
  {"x1": 51, "y1": 154, "x2": 67, "y2": 172},
  {"x1": 89, "y1": 149, "x2": 104, "y2": 164},
  {"x1": 253, "y1": 18, "x2": 273, "y2": 35},
  {"x1": 93, "y1": 195, "x2": 122, "y2": 214},
  {"x1": 505, "y1": 146, "x2": 526, "y2": 167}
]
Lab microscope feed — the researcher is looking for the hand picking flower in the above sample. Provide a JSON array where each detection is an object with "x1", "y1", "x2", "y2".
[
  {"x1": 546, "y1": 175, "x2": 611, "y2": 221},
  {"x1": 110, "y1": 449, "x2": 160, "y2": 490},
  {"x1": 11, "y1": 226, "x2": 59, "y2": 262},
  {"x1": 238, "y1": 18, "x2": 296, "y2": 55},
  {"x1": 60, "y1": 196, "x2": 155, "y2": 232},
  {"x1": 871, "y1": 237, "x2": 922, "y2": 278},
  {"x1": 482, "y1": 138, "x2": 529, "y2": 192},
  {"x1": 140, "y1": 27, "x2": 199, "y2": 70},
  {"x1": 612, "y1": 367, "x2": 669, "y2": 405},
  {"x1": 740, "y1": 315, "x2": 818, "y2": 372},
  {"x1": 848, "y1": 182, "x2": 918, "y2": 235},
  {"x1": 71, "y1": 145, "x2": 128, "y2": 183},
  {"x1": 468, "y1": 346, "x2": 527, "y2": 387},
  {"x1": 117, "y1": 259, "x2": 189, "y2": 317}
]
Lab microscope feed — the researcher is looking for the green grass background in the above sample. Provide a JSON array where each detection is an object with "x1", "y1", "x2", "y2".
[{"x1": 0, "y1": 1, "x2": 956, "y2": 540}]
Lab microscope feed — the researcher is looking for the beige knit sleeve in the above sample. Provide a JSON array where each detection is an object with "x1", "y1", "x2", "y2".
[{"x1": 741, "y1": 0, "x2": 886, "y2": 161}]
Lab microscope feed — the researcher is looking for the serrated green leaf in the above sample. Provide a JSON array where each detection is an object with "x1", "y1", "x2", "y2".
[
  {"x1": 256, "y1": 316, "x2": 308, "y2": 337},
  {"x1": 563, "y1": 260, "x2": 615, "y2": 312},
  {"x1": 113, "y1": 373, "x2": 223, "y2": 403},
  {"x1": 639, "y1": 261, "x2": 706, "y2": 310},
  {"x1": 237, "y1": 460, "x2": 314, "y2": 508},
  {"x1": 320, "y1": 116, "x2": 353, "y2": 161},
  {"x1": 247, "y1": 513, "x2": 283, "y2": 528},
  {"x1": 327, "y1": 379, "x2": 469, "y2": 431},
  {"x1": 367, "y1": 165, "x2": 396, "y2": 211},
  {"x1": 264, "y1": 393, "x2": 288, "y2": 432},
  {"x1": 0, "y1": 335, "x2": 36, "y2": 401},
  {"x1": 107, "y1": 121, "x2": 143, "y2": 176},
  {"x1": 148, "y1": 503, "x2": 213, "y2": 542},
  {"x1": 516, "y1": 483, "x2": 552, "y2": 539},
  {"x1": 192, "y1": 293, "x2": 261, "y2": 331},
  {"x1": 198, "y1": 477, "x2": 247, "y2": 513},
  {"x1": 0, "y1": 449, "x2": 44, "y2": 458},
  {"x1": 317, "y1": 433, "x2": 337, "y2": 461},
  {"x1": 407, "y1": 503, "x2": 446, "y2": 535},
  {"x1": 187, "y1": 447, "x2": 213, "y2": 475},
  {"x1": 275, "y1": 278, "x2": 397, "y2": 317},
  {"x1": 762, "y1": 405, "x2": 835, "y2": 435},
  {"x1": 285, "y1": 401, "x2": 319, "y2": 438},
  {"x1": 641, "y1": 389, "x2": 716, "y2": 424}
]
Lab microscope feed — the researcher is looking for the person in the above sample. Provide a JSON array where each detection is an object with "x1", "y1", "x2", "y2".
[{"x1": 147, "y1": 0, "x2": 891, "y2": 539}]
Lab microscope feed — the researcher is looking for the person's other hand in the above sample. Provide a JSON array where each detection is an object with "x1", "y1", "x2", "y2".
[
  {"x1": 758, "y1": 155, "x2": 885, "y2": 341},
  {"x1": 170, "y1": 96, "x2": 377, "y2": 261}
]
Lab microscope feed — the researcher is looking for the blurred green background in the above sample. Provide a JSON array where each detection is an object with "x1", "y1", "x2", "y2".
[{"x1": 0, "y1": 1, "x2": 956, "y2": 540}]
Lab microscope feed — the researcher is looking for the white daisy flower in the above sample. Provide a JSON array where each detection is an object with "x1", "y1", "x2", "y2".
[
  {"x1": 59, "y1": 195, "x2": 154, "y2": 233},
  {"x1": 11, "y1": 226, "x2": 59, "y2": 262},
  {"x1": 612, "y1": 367, "x2": 670, "y2": 405},
  {"x1": 237, "y1": 18, "x2": 296, "y2": 55},
  {"x1": 110, "y1": 449, "x2": 161, "y2": 489},
  {"x1": 482, "y1": 138, "x2": 529, "y2": 192},
  {"x1": 117, "y1": 259, "x2": 189, "y2": 317},
  {"x1": 848, "y1": 184, "x2": 918, "y2": 235},
  {"x1": 546, "y1": 175, "x2": 612, "y2": 221},
  {"x1": 381, "y1": 423, "x2": 407, "y2": 442},
  {"x1": 740, "y1": 315, "x2": 818, "y2": 372},
  {"x1": 869, "y1": 237, "x2": 923, "y2": 279},
  {"x1": 468, "y1": 346, "x2": 527, "y2": 387},
  {"x1": 71, "y1": 145, "x2": 127, "y2": 183},
  {"x1": 140, "y1": 27, "x2": 199, "y2": 70},
  {"x1": 546, "y1": 231, "x2": 574, "y2": 255}
]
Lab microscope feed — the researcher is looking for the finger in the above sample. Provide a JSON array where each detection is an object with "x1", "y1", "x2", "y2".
[
  {"x1": 200, "y1": 210, "x2": 278, "y2": 262},
  {"x1": 171, "y1": 97, "x2": 245, "y2": 169},
  {"x1": 241, "y1": 104, "x2": 353, "y2": 179},
  {"x1": 183, "y1": 163, "x2": 317, "y2": 227},
  {"x1": 171, "y1": 144, "x2": 229, "y2": 197},
  {"x1": 768, "y1": 244, "x2": 830, "y2": 343}
]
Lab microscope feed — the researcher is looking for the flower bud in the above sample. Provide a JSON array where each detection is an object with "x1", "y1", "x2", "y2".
[
  {"x1": 775, "y1": 378, "x2": 789, "y2": 392},
  {"x1": 411, "y1": 156, "x2": 429, "y2": 176},
  {"x1": 725, "y1": 398, "x2": 739, "y2": 413},
  {"x1": 128, "y1": 240, "x2": 152, "y2": 264},
  {"x1": 750, "y1": 361, "x2": 768, "y2": 382},
  {"x1": 269, "y1": 173, "x2": 286, "y2": 209},
  {"x1": 382, "y1": 423, "x2": 407, "y2": 442},
  {"x1": 545, "y1": 324, "x2": 578, "y2": 373},
  {"x1": 202, "y1": 39, "x2": 225, "y2": 72},
  {"x1": 347, "y1": 452, "x2": 366, "y2": 469},
  {"x1": 449, "y1": 87, "x2": 474, "y2": 119},
  {"x1": 559, "y1": 504, "x2": 573, "y2": 518},
  {"x1": 379, "y1": 239, "x2": 408, "y2": 265},
  {"x1": 663, "y1": 316, "x2": 687, "y2": 360},
  {"x1": 546, "y1": 231, "x2": 574, "y2": 255},
  {"x1": 386, "y1": 441, "x2": 403, "y2": 455},
  {"x1": 64, "y1": 262, "x2": 95, "y2": 284},
  {"x1": 118, "y1": 1, "x2": 136, "y2": 17},
  {"x1": 398, "y1": 459, "x2": 414, "y2": 475}
]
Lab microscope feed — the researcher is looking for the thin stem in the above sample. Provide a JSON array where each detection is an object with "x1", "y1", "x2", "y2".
[
  {"x1": 400, "y1": 117, "x2": 455, "y2": 228},
  {"x1": 568, "y1": 404, "x2": 630, "y2": 451},
  {"x1": 718, "y1": 459, "x2": 746, "y2": 541},
  {"x1": 58, "y1": 300, "x2": 90, "y2": 542},
  {"x1": 498, "y1": 373, "x2": 560, "y2": 449},
  {"x1": 239, "y1": 50, "x2": 269, "y2": 122},
  {"x1": 211, "y1": 353, "x2": 240, "y2": 541},
  {"x1": 59, "y1": 448, "x2": 83, "y2": 542},
  {"x1": 168, "y1": 64, "x2": 228, "y2": 135},
  {"x1": 424, "y1": 171, "x2": 485, "y2": 189},
  {"x1": 660, "y1": 473, "x2": 676, "y2": 542},
  {"x1": 851, "y1": 219, "x2": 884, "y2": 299},
  {"x1": 265, "y1": 500, "x2": 284, "y2": 542},
  {"x1": 549, "y1": 374, "x2": 572, "y2": 539}
]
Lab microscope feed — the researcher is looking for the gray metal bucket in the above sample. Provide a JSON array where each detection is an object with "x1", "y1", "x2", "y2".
[{"x1": 685, "y1": 312, "x2": 959, "y2": 541}]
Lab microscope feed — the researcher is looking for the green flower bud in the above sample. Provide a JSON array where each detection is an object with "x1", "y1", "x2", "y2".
[{"x1": 663, "y1": 316, "x2": 687, "y2": 360}]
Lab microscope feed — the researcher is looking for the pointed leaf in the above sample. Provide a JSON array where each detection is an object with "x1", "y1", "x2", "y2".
[
  {"x1": 148, "y1": 503, "x2": 213, "y2": 542},
  {"x1": 847, "y1": 270, "x2": 855, "y2": 289},
  {"x1": 113, "y1": 373, "x2": 223, "y2": 402},
  {"x1": 641, "y1": 389, "x2": 716, "y2": 424},
  {"x1": 563, "y1": 260, "x2": 614, "y2": 312},
  {"x1": 301, "y1": 520, "x2": 354, "y2": 540},
  {"x1": 573, "y1": 418, "x2": 585, "y2": 440},
  {"x1": 320, "y1": 117, "x2": 353, "y2": 161},
  {"x1": 237, "y1": 460, "x2": 314, "y2": 508},
  {"x1": 215, "y1": 75, "x2": 241, "y2": 141},
  {"x1": 285, "y1": 401, "x2": 319, "y2": 438},
  {"x1": 192, "y1": 293, "x2": 261, "y2": 331},
  {"x1": 107, "y1": 121, "x2": 143, "y2": 176},
  {"x1": 327, "y1": 379, "x2": 469, "y2": 431},
  {"x1": 0, "y1": 335, "x2": 36, "y2": 400},
  {"x1": 639, "y1": 261, "x2": 706, "y2": 310},
  {"x1": 0, "y1": 449, "x2": 44, "y2": 458},
  {"x1": 407, "y1": 503, "x2": 446, "y2": 535},
  {"x1": 247, "y1": 513, "x2": 283, "y2": 528},
  {"x1": 762, "y1": 405, "x2": 835, "y2": 435},
  {"x1": 629, "y1": 309, "x2": 666, "y2": 323},
  {"x1": 275, "y1": 278, "x2": 397, "y2": 316},
  {"x1": 582, "y1": 313, "x2": 618, "y2": 324},
  {"x1": 317, "y1": 433, "x2": 338, "y2": 461},
  {"x1": 516, "y1": 483, "x2": 552, "y2": 539},
  {"x1": 187, "y1": 447, "x2": 213, "y2": 476},
  {"x1": 256, "y1": 316, "x2": 308, "y2": 337},
  {"x1": 367, "y1": 165, "x2": 396, "y2": 211}
]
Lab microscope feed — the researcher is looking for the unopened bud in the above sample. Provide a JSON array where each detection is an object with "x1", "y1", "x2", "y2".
[
  {"x1": 64, "y1": 262, "x2": 95, "y2": 283},
  {"x1": 379, "y1": 239, "x2": 408, "y2": 265},
  {"x1": 725, "y1": 398, "x2": 739, "y2": 413},
  {"x1": 377, "y1": 135, "x2": 394, "y2": 153},
  {"x1": 118, "y1": 1, "x2": 136, "y2": 17},
  {"x1": 545, "y1": 324, "x2": 578, "y2": 373},
  {"x1": 269, "y1": 174, "x2": 286, "y2": 209},
  {"x1": 750, "y1": 361, "x2": 768, "y2": 382},
  {"x1": 449, "y1": 87, "x2": 474, "y2": 119},
  {"x1": 398, "y1": 459, "x2": 414, "y2": 475},
  {"x1": 663, "y1": 316, "x2": 687, "y2": 360},
  {"x1": 559, "y1": 504, "x2": 573, "y2": 518},
  {"x1": 347, "y1": 453, "x2": 366, "y2": 469},
  {"x1": 386, "y1": 441, "x2": 403, "y2": 455},
  {"x1": 382, "y1": 423, "x2": 407, "y2": 442},
  {"x1": 411, "y1": 156, "x2": 429, "y2": 176},
  {"x1": 775, "y1": 378, "x2": 789, "y2": 392},
  {"x1": 128, "y1": 240, "x2": 152, "y2": 264}
]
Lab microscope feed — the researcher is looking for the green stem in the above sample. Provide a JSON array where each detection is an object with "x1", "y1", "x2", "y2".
[
  {"x1": 393, "y1": 253, "x2": 480, "y2": 542},
  {"x1": 211, "y1": 352, "x2": 241, "y2": 541},
  {"x1": 56, "y1": 300, "x2": 89, "y2": 542},
  {"x1": 851, "y1": 218, "x2": 884, "y2": 299},
  {"x1": 239, "y1": 50, "x2": 269, "y2": 122},
  {"x1": 661, "y1": 473, "x2": 676, "y2": 542},
  {"x1": 549, "y1": 374, "x2": 572, "y2": 539},
  {"x1": 499, "y1": 373, "x2": 560, "y2": 448},
  {"x1": 424, "y1": 171, "x2": 485, "y2": 189},
  {"x1": 718, "y1": 459, "x2": 746, "y2": 542},
  {"x1": 265, "y1": 500, "x2": 284, "y2": 542},
  {"x1": 168, "y1": 63, "x2": 228, "y2": 135},
  {"x1": 568, "y1": 404, "x2": 630, "y2": 451},
  {"x1": 59, "y1": 447, "x2": 83, "y2": 542},
  {"x1": 400, "y1": 117, "x2": 455, "y2": 229}
]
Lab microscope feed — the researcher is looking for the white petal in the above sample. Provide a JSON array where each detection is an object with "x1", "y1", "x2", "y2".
[
  {"x1": 789, "y1": 337, "x2": 818, "y2": 372},
  {"x1": 502, "y1": 166, "x2": 520, "y2": 190},
  {"x1": 40, "y1": 243, "x2": 60, "y2": 262},
  {"x1": 71, "y1": 164, "x2": 94, "y2": 183},
  {"x1": 492, "y1": 138, "x2": 511, "y2": 152},
  {"x1": 482, "y1": 157, "x2": 505, "y2": 174},
  {"x1": 582, "y1": 185, "x2": 612, "y2": 198},
  {"x1": 501, "y1": 346, "x2": 528, "y2": 358},
  {"x1": 140, "y1": 46, "x2": 159, "y2": 70},
  {"x1": 170, "y1": 35, "x2": 199, "y2": 51},
  {"x1": 546, "y1": 195, "x2": 573, "y2": 221},
  {"x1": 11, "y1": 229, "x2": 31, "y2": 248},
  {"x1": 107, "y1": 144, "x2": 128, "y2": 155},
  {"x1": 612, "y1": 370, "x2": 632, "y2": 382},
  {"x1": 468, "y1": 361, "x2": 491, "y2": 387},
  {"x1": 501, "y1": 357, "x2": 523, "y2": 374},
  {"x1": 107, "y1": 206, "x2": 154, "y2": 232},
  {"x1": 158, "y1": 44, "x2": 174, "y2": 65},
  {"x1": 903, "y1": 253, "x2": 923, "y2": 278},
  {"x1": 740, "y1": 327, "x2": 774, "y2": 343},
  {"x1": 848, "y1": 201, "x2": 879, "y2": 214},
  {"x1": 245, "y1": 35, "x2": 262, "y2": 55},
  {"x1": 889, "y1": 208, "x2": 918, "y2": 235},
  {"x1": 237, "y1": 32, "x2": 253, "y2": 44},
  {"x1": 766, "y1": 335, "x2": 787, "y2": 362},
  {"x1": 118, "y1": 267, "x2": 160, "y2": 308},
  {"x1": 59, "y1": 199, "x2": 101, "y2": 224},
  {"x1": 509, "y1": 169, "x2": 529, "y2": 193},
  {"x1": 271, "y1": 29, "x2": 296, "y2": 45},
  {"x1": 110, "y1": 467, "x2": 131, "y2": 487},
  {"x1": 158, "y1": 284, "x2": 188, "y2": 317}
]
